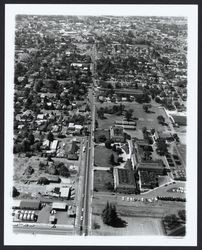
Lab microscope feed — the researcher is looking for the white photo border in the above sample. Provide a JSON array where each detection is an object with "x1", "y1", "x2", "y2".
[{"x1": 4, "y1": 4, "x2": 198, "y2": 246}]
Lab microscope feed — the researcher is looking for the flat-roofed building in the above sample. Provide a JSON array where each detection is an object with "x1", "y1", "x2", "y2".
[
  {"x1": 52, "y1": 202, "x2": 67, "y2": 211},
  {"x1": 113, "y1": 168, "x2": 136, "y2": 194},
  {"x1": 20, "y1": 200, "x2": 41, "y2": 210}
]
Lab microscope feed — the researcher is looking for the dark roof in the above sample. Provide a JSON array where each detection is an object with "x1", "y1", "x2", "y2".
[
  {"x1": 117, "y1": 169, "x2": 135, "y2": 186},
  {"x1": 20, "y1": 200, "x2": 41, "y2": 209}
]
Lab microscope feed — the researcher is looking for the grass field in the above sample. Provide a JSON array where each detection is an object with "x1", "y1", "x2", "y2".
[
  {"x1": 92, "y1": 214, "x2": 164, "y2": 236},
  {"x1": 94, "y1": 170, "x2": 114, "y2": 191},
  {"x1": 94, "y1": 145, "x2": 119, "y2": 168},
  {"x1": 96, "y1": 101, "x2": 173, "y2": 133}
]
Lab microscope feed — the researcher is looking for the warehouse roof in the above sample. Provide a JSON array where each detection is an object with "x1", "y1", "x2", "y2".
[
  {"x1": 52, "y1": 202, "x2": 67, "y2": 210},
  {"x1": 20, "y1": 200, "x2": 41, "y2": 210}
]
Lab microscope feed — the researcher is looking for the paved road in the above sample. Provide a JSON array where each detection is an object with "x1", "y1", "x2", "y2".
[
  {"x1": 77, "y1": 43, "x2": 97, "y2": 236},
  {"x1": 13, "y1": 224, "x2": 75, "y2": 235}
]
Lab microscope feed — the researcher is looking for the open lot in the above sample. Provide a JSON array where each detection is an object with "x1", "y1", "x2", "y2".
[
  {"x1": 94, "y1": 170, "x2": 114, "y2": 191},
  {"x1": 13, "y1": 156, "x2": 77, "y2": 201},
  {"x1": 92, "y1": 214, "x2": 164, "y2": 236},
  {"x1": 94, "y1": 145, "x2": 119, "y2": 168}
]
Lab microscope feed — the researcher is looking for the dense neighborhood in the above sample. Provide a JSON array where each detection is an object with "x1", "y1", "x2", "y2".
[{"x1": 13, "y1": 15, "x2": 187, "y2": 236}]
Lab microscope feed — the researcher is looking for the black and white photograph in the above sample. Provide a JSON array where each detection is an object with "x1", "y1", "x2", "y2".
[{"x1": 4, "y1": 4, "x2": 198, "y2": 246}]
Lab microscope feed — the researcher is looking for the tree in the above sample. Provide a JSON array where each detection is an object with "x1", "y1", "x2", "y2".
[
  {"x1": 97, "y1": 108, "x2": 105, "y2": 119},
  {"x1": 28, "y1": 133, "x2": 35, "y2": 145},
  {"x1": 156, "y1": 138, "x2": 168, "y2": 156},
  {"x1": 47, "y1": 132, "x2": 54, "y2": 142},
  {"x1": 105, "y1": 140, "x2": 112, "y2": 149},
  {"x1": 37, "y1": 177, "x2": 50, "y2": 185},
  {"x1": 116, "y1": 147, "x2": 123, "y2": 155},
  {"x1": 102, "y1": 202, "x2": 126, "y2": 227},
  {"x1": 21, "y1": 139, "x2": 30, "y2": 152},
  {"x1": 143, "y1": 104, "x2": 152, "y2": 113},
  {"x1": 98, "y1": 134, "x2": 107, "y2": 143},
  {"x1": 112, "y1": 144, "x2": 117, "y2": 152},
  {"x1": 110, "y1": 154, "x2": 115, "y2": 165},
  {"x1": 12, "y1": 186, "x2": 20, "y2": 197},
  {"x1": 102, "y1": 202, "x2": 118, "y2": 226},
  {"x1": 35, "y1": 80, "x2": 43, "y2": 92},
  {"x1": 178, "y1": 210, "x2": 186, "y2": 222},
  {"x1": 128, "y1": 30, "x2": 134, "y2": 38},
  {"x1": 157, "y1": 115, "x2": 165, "y2": 125},
  {"x1": 95, "y1": 120, "x2": 98, "y2": 129},
  {"x1": 125, "y1": 109, "x2": 133, "y2": 121},
  {"x1": 57, "y1": 164, "x2": 70, "y2": 178}
]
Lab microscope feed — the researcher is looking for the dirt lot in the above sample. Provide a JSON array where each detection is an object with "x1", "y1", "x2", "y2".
[
  {"x1": 94, "y1": 170, "x2": 114, "y2": 191},
  {"x1": 92, "y1": 214, "x2": 164, "y2": 236},
  {"x1": 94, "y1": 145, "x2": 119, "y2": 168}
]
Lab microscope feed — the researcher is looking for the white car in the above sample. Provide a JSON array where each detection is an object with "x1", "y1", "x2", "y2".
[{"x1": 122, "y1": 196, "x2": 125, "y2": 201}]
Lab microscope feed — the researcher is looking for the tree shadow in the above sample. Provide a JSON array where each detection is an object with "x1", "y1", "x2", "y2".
[{"x1": 111, "y1": 217, "x2": 128, "y2": 228}]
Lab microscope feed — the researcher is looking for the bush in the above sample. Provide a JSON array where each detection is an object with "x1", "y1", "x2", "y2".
[
  {"x1": 92, "y1": 222, "x2": 100, "y2": 229},
  {"x1": 56, "y1": 163, "x2": 70, "y2": 178},
  {"x1": 37, "y1": 177, "x2": 50, "y2": 185},
  {"x1": 12, "y1": 186, "x2": 20, "y2": 197},
  {"x1": 39, "y1": 162, "x2": 46, "y2": 170}
]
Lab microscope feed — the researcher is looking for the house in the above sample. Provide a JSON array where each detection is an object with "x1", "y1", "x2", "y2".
[
  {"x1": 113, "y1": 168, "x2": 136, "y2": 194},
  {"x1": 50, "y1": 140, "x2": 59, "y2": 151},
  {"x1": 110, "y1": 125, "x2": 125, "y2": 142},
  {"x1": 74, "y1": 125, "x2": 83, "y2": 133},
  {"x1": 68, "y1": 123, "x2": 75, "y2": 131}
]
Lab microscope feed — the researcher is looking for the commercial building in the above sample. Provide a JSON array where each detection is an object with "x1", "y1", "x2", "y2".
[{"x1": 52, "y1": 202, "x2": 67, "y2": 211}]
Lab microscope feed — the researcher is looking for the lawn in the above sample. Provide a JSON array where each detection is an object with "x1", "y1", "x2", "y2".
[
  {"x1": 94, "y1": 170, "x2": 114, "y2": 192},
  {"x1": 94, "y1": 145, "x2": 119, "y2": 168},
  {"x1": 95, "y1": 102, "x2": 173, "y2": 132},
  {"x1": 94, "y1": 129, "x2": 110, "y2": 143},
  {"x1": 92, "y1": 214, "x2": 164, "y2": 236}
]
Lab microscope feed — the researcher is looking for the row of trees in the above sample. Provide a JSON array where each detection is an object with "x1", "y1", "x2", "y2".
[{"x1": 102, "y1": 202, "x2": 127, "y2": 228}]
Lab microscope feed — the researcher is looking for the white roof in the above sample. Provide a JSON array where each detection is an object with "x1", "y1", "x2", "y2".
[
  {"x1": 52, "y1": 202, "x2": 67, "y2": 210},
  {"x1": 74, "y1": 125, "x2": 83, "y2": 130},
  {"x1": 43, "y1": 139, "x2": 50, "y2": 147},
  {"x1": 60, "y1": 187, "x2": 70, "y2": 198},
  {"x1": 50, "y1": 140, "x2": 58, "y2": 150},
  {"x1": 68, "y1": 123, "x2": 75, "y2": 128},
  {"x1": 37, "y1": 114, "x2": 44, "y2": 120},
  {"x1": 12, "y1": 199, "x2": 21, "y2": 208}
]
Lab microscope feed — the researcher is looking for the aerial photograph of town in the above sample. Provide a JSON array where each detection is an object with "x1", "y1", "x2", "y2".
[{"x1": 12, "y1": 14, "x2": 187, "y2": 237}]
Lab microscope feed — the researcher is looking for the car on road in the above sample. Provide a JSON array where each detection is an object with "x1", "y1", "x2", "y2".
[
  {"x1": 122, "y1": 196, "x2": 125, "y2": 201},
  {"x1": 80, "y1": 216, "x2": 83, "y2": 221}
]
